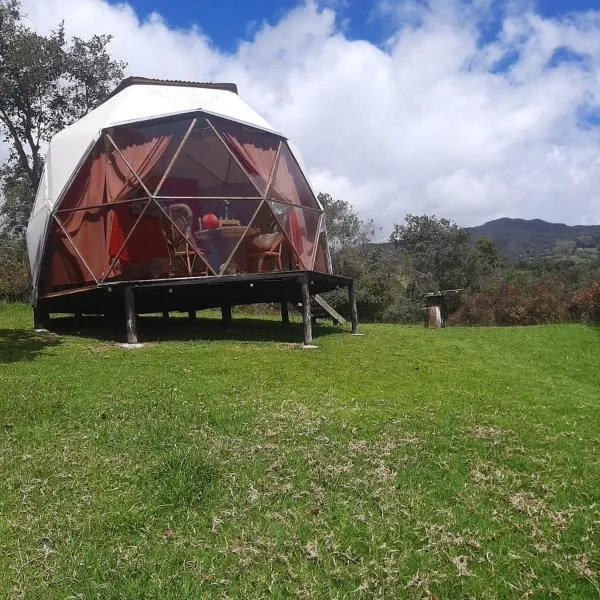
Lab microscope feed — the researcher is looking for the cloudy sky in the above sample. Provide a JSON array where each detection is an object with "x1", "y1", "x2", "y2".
[{"x1": 19, "y1": 0, "x2": 600, "y2": 230}]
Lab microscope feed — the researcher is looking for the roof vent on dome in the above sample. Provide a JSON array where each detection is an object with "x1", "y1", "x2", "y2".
[{"x1": 103, "y1": 76, "x2": 238, "y2": 104}]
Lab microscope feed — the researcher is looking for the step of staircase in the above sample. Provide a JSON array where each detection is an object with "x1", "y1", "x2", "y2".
[{"x1": 295, "y1": 294, "x2": 346, "y2": 325}]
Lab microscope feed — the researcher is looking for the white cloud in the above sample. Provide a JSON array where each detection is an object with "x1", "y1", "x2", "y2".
[{"x1": 17, "y1": 0, "x2": 600, "y2": 230}]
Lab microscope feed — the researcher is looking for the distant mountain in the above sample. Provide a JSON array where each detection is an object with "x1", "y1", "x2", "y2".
[{"x1": 468, "y1": 218, "x2": 600, "y2": 261}]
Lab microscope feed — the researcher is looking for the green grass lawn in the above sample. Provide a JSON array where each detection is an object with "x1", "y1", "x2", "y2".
[{"x1": 1, "y1": 302, "x2": 599, "y2": 599}]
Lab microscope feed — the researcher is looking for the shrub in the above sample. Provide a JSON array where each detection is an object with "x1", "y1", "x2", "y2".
[
  {"x1": 449, "y1": 278, "x2": 571, "y2": 326},
  {"x1": 493, "y1": 283, "x2": 530, "y2": 325},
  {"x1": 447, "y1": 292, "x2": 495, "y2": 326},
  {"x1": 0, "y1": 237, "x2": 30, "y2": 301},
  {"x1": 527, "y1": 278, "x2": 569, "y2": 324},
  {"x1": 569, "y1": 278, "x2": 600, "y2": 324}
]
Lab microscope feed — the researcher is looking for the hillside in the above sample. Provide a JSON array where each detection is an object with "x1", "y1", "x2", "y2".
[{"x1": 468, "y1": 217, "x2": 600, "y2": 261}]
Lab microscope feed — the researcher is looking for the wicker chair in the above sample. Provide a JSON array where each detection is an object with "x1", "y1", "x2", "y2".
[
  {"x1": 160, "y1": 203, "x2": 208, "y2": 277},
  {"x1": 249, "y1": 232, "x2": 285, "y2": 273}
]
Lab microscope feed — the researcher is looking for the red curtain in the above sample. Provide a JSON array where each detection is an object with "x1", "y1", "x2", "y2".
[
  {"x1": 267, "y1": 143, "x2": 319, "y2": 210},
  {"x1": 287, "y1": 209, "x2": 305, "y2": 257},
  {"x1": 43, "y1": 132, "x2": 172, "y2": 292},
  {"x1": 214, "y1": 120, "x2": 280, "y2": 194}
]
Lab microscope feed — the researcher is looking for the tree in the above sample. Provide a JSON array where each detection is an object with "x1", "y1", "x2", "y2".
[
  {"x1": 317, "y1": 192, "x2": 374, "y2": 250},
  {"x1": 470, "y1": 237, "x2": 504, "y2": 292},
  {"x1": 0, "y1": 0, "x2": 126, "y2": 236},
  {"x1": 318, "y1": 192, "x2": 400, "y2": 320},
  {"x1": 390, "y1": 214, "x2": 473, "y2": 294}
]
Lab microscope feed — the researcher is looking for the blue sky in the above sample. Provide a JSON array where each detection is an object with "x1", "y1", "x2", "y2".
[
  {"x1": 22, "y1": 0, "x2": 600, "y2": 225},
  {"x1": 112, "y1": 0, "x2": 600, "y2": 52},
  {"x1": 109, "y1": 0, "x2": 381, "y2": 50}
]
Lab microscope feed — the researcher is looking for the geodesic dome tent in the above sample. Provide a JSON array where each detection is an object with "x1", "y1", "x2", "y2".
[{"x1": 27, "y1": 77, "x2": 333, "y2": 304}]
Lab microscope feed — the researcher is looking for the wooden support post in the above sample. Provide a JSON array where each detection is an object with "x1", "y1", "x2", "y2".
[
  {"x1": 162, "y1": 311, "x2": 169, "y2": 320},
  {"x1": 188, "y1": 311, "x2": 196, "y2": 321},
  {"x1": 349, "y1": 280, "x2": 359, "y2": 335},
  {"x1": 281, "y1": 301, "x2": 290, "y2": 325},
  {"x1": 221, "y1": 304, "x2": 232, "y2": 328},
  {"x1": 301, "y1": 276, "x2": 313, "y2": 346},
  {"x1": 124, "y1": 287, "x2": 138, "y2": 344},
  {"x1": 33, "y1": 306, "x2": 48, "y2": 330}
]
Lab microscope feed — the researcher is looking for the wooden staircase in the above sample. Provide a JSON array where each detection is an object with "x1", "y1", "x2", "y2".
[{"x1": 295, "y1": 294, "x2": 346, "y2": 325}]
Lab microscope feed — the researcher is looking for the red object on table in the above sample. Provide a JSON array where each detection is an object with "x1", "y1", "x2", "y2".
[{"x1": 201, "y1": 213, "x2": 220, "y2": 230}]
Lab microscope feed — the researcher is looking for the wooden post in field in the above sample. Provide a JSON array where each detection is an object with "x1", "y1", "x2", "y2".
[
  {"x1": 124, "y1": 287, "x2": 138, "y2": 344},
  {"x1": 33, "y1": 305, "x2": 49, "y2": 330},
  {"x1": 221, "y1": 304, "x2": 232, "y2": 328},
  {"x1": 280, "y1": 300, "x2": 290, "y2": 325},
  {"x1": 349, "y1": 280, "x2": 359, "y2": 335},
  {"x1": 300, "y1": 276, "x2": 313, "y2": 346}
]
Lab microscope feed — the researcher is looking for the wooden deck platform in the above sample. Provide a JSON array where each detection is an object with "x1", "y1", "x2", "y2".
[{"x1": 34, "y1": 270, "x2": 359, "y2": 345}]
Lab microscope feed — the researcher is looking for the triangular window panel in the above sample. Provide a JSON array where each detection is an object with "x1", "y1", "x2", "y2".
[
  {"x1": 313, "y1": 227, "x2": 332, "y2": 274},
  {"x1": 266, "y1": 142, "x2": 320, "y2": 210},
  {"x1": 234, "y1": 201, "x2": 297, "y2": 274},
  {"x1": 267, "y1": 201, "x2": 321, "y2": 270},
  {"x1": 194, "y1": 199, "x2": 262, "y2": 275},
  {"x1": 215, "y1": 201, "x2": 265, "y2": 276},
  {"x1": 55, "y1": 205, "x2": 114, "y2": 282},
  {"x1": 154, "y1": 198, "x2": 262, "y2": 276},
  {"x1": 209, "y1": 117, "x2": 281, "y2": 196},
  {"x1": 104, "y1": 200, "x2": 170, "y2": 280},
  {"x1": 156, "y1": 119, "x2": 262, "y2": 199},
  {"x1": 40, "y1": 219, "x2": 96, "y2": 292},
  {"x1": 58, "y1": 136, "x2": 113, "y2": 212},
  {"x1": 108, "y1": 117, "x2": 195, "y2": 197}
]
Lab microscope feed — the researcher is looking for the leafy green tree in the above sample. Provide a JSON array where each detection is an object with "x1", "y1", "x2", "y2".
[
  {"x1": 390, "y1": 214, "x2": 473, "y2": 294},
  {"x1": 318, "y1": 192, "x2": 374, "y2": 249},
  {"x1": 389, "y1": 216, "x2": 507, "y2": 321},
  {"x1": 318, "y1": 192, "x2": 399, "y2": 320},
  {"x1": 470, "y1": 236, "x2": 505, "y2": 292},
  {"x1": 0, "y1": 0, "x2": 126, "y2": 236},
  {"x1": 318, "y1": 191, "x2": 377, "y2": 274}
]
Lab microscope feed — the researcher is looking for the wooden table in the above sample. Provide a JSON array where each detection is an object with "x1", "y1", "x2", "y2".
[{"x1": 195, "y1": 226, "x2": 260, "y2": 273}]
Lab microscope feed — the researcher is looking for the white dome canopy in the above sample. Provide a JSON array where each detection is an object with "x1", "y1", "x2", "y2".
[{"x1": 26, "y1": 79, "x2": 288, "y2": 298}]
